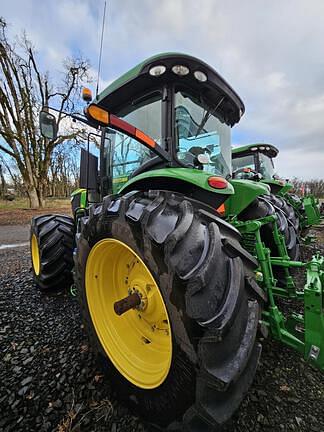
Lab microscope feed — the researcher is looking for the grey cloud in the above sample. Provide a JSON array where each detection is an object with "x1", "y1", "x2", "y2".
[{"x1": 2, "y1": 0, "x2": 323, "y2": 178}]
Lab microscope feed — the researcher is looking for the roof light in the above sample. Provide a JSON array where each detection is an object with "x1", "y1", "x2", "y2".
[
  {"x1": 149, "y1": 65, "x2": 166, "y2": 76},
  {"x1": 82, "y1": 87, "x2": 92, "y2": 103},
  {"x1": 259, "y1": 146, "x2": 265, "y2": 150},
  {"x1": 208, "y1": 176, "x2": 228, "y2": 189},
  {"x1": 251, "y1": 147, "x2": 258, "y2": 151},
  {"x1": 194, "y1": 70, "x2": 207, "y2": 82},
  {"x1": 266, "y1": 146, "x2": 270, "y2": 150},
  {"x1": 87, "y1": 104, "x2": 109, "y2": 125},
  {"x1": 172, "y1": 65, "x2": 189, "y2": 76}
]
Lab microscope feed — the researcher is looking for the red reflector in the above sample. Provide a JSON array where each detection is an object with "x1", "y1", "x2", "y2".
[
  {"x1": 208, "y1": 176, "x2": 228, "y2": 189},
  {"x1": 110, "y1": 114, "x2": 136, "y2": 136},
  {"x1": 216, "y1": 203, "x2": 225, "y2": 215}
]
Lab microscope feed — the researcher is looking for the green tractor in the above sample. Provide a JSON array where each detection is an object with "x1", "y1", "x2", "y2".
[
  {"x1": 30, "y1": 53, "x2": 324, "y2": 431},
  {"x1": 232, "y1": 143, "x2": 321, "y2": 231}
]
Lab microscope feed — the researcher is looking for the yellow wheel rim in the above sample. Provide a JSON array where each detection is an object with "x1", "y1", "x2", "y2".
[
  {"x1": 31, "y1": 234, "x2": 40, "y2": 276},
  {"x1": 85, "y1": 239, "x2": 172, "y2": 389}
]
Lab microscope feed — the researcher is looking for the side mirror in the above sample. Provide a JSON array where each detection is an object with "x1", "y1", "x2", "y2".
[{"x1": 39, "y1": 110, "x2": 57, "y2": 140}]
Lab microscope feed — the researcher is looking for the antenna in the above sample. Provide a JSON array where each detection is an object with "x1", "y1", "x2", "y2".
[{"x1": 96, "y1": 0, "x2": 107, "y2": 97}]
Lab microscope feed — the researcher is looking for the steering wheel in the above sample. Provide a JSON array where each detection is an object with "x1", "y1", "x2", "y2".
[{"x1": 232, "y1": 167, "x2": 262, "y2": 180}]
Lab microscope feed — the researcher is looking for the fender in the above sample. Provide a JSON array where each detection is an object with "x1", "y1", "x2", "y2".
[
  {"x1": 119, "y1": 168, "x2": 234, "y2": 210},
  {"x1": 225, "y1": 179, "x2": 270, "y2": 217}
]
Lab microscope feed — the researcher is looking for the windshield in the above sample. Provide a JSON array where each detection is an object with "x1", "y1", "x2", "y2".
[
  {"x1": 104, "y1": 95, "x2": 162, "y2": 193},
  {"x1": 259, "y1": 153, "x2": 275, "y2": 179},
  {"x1": 117, "y1": 93, "x2": 162, "y2": 146},
  {"x1": 232, "y1": 154, "x2": 256, "y2": 178},
  {"x1": 104, "y1": 128, "x2": 154, "y2": 193},
  {"x1": 175, "y1": 91, "x2": 231, "y2": 177}
]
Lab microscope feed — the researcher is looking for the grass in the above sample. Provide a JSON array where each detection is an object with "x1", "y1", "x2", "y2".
[{"x1": 0, "y1": 197, "x2": 71, "y2": 209}]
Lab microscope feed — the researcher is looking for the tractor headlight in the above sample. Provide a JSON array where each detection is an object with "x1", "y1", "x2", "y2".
[
  {"x1": 172, "y1": 65, "x2": 190, "y2": 76},
  {"x1": 149, "y1": 65, "x2": 166, "y2": 76}
]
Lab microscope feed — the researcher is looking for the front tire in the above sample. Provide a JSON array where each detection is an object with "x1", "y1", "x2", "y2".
[
  {"x1": 30, "y1": 214, "x2": 75, "y2": 291},
  {"x1": 75, "y1": 191, "x2": 262, "y2": 430}
]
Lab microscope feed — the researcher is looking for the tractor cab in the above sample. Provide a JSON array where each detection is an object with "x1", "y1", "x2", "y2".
[
  {"x1": 232, "y1": 143, "x2": 278, "y2": 180},
  {"x1": 90, "y1": 53, "x2": 245, "y2": 205},
  {"x1": 40, "y1": 53, "x2": 273, "y2": 213},
  {"x1": 231, "y1": 143, "x2": 292, "y2": 194}
]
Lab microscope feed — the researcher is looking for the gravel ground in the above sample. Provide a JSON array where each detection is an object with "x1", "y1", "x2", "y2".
[{"x1": 0, "y1": 228, "x2": 323, "y2": 432}]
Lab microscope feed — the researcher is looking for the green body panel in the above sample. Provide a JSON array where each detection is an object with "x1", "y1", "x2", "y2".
[
  {"x1": 225, "y1": 179, "x2": 270, "y2": 216},
  {"x1": 303, "y1": 196, "x2": 321, "y2": 226},
  {"x1": 262, "y1": 179, "x2": 293, "y2": 196},
  {"x1": 277, "y1": 182, "x2": 293, "y2": 195},
  {"x1": 304, "y1": 256, "x2": 324, "y2": 370},
  {"x1": 112, "y1": 175, "x2": 129, "y2": 194},
  {"x1": 71, "y1": 188, "x2": 87, "y2": 208},
  {"x1": 119, "y1": 168, "x2": 235, "y2": 195},
  {"x1": 261, "y1": 179, "x2": 285, "y2": 194}
]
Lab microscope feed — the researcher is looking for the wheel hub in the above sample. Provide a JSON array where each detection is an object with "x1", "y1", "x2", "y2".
[{"x1": 85, "y1": 238, "x2": 172, "y2": 389}]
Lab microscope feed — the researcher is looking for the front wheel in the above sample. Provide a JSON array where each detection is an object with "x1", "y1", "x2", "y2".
[
  {"x1": 75, "y1": 191, "x2": 262, "y2": 430},
  {"x1": 30, "y1": 214, "x2": 75, "y2": 291}
]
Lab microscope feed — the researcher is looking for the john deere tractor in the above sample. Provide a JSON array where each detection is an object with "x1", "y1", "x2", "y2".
[
  {"x1": 232, "y1": 143, "x2": 321, "y2": 232},
  {"x1": 30, "y1": 53, "x2": 324, "y2": 431}
]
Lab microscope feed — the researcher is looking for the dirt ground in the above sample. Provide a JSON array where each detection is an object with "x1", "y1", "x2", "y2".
[{"x1": 0, "y1": 199, "x2": 71, "y2": 226}]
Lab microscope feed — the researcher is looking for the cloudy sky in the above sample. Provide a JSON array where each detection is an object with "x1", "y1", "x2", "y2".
[{"x1": 2, "y1": 0, "x2": 324, "y2": 179}]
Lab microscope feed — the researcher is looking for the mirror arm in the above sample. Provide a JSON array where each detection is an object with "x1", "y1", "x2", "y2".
[{"x1": 42, "y1": 105, "x2": 91, "y2": 128}]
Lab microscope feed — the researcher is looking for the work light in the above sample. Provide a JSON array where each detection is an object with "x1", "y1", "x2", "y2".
[
  {"x1": 149, "y1": 65, "x2": 166, "y2": 76},
  {"x1": 172, "y1": 65, "x2": 190, "y2": 76},
  {"x1": 194, "y1": 70, "x2": 207, "y2": 82}
]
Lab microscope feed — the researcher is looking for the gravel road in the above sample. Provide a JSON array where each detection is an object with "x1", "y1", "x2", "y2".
[{"x1": 0, "y1": 230, "x2": 323, "y2": 431}]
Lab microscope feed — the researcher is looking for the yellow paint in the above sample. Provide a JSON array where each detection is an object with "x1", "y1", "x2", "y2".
[
  {"x1": 31, "y1": 234, "x2": 40, "y2": 275},
  {"x1": 85, "y1": 238, "x2": 172, "y2": 389}
]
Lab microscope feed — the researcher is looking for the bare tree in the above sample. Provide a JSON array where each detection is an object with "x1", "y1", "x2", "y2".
[
  {"x1": 0, "y1": 18, "x2": 90, "y2": 208},
  {"x1": 290, "y1": 177, "x2": 324, "y2": 198},
  {"x1": 0, "y1": 161, "x2": 6, "y2": 197},
  {"x1": 49, "y1": 145, "x2": 80, "y2": 197}
]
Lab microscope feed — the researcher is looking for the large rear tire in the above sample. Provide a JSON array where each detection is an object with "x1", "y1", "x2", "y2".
[
  {"x1": 270, "y1": 195, "x2": 300, "y2": 232},
  {"x1": 30, "y1": 214, "x2": 75, "y2": 291},
  {"x1": 75, "y1": 191, "x2": 262, "y2": 431}
]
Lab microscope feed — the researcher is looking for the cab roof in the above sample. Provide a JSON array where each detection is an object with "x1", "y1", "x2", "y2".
[
  {"x1": 232, "y1": 143, "x2": 279, "y2": 158},
  {"x1": 95, "y1": 52, "x2": 245, "y2": 126}
]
